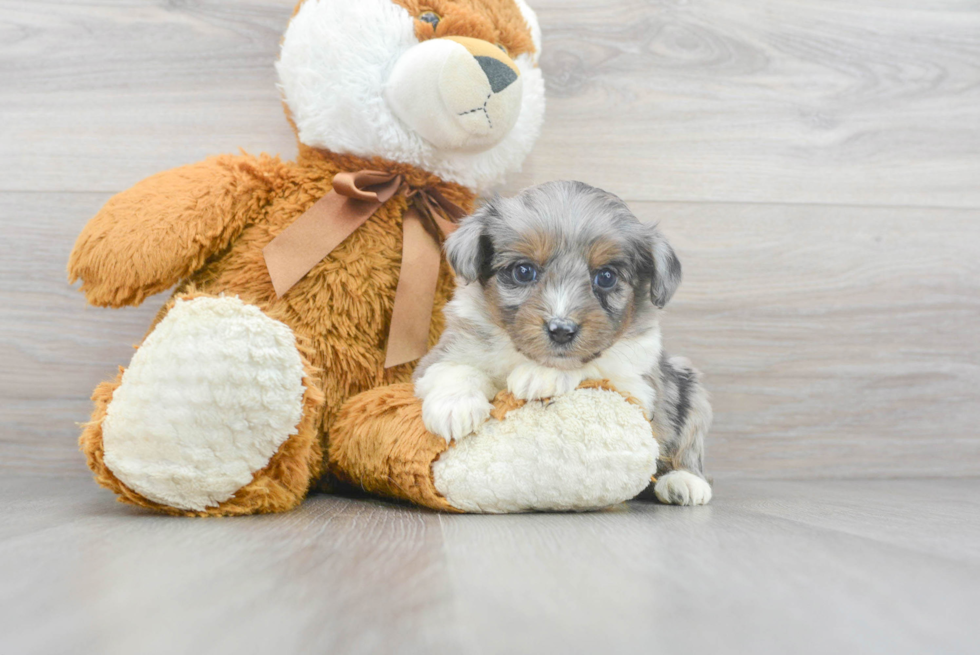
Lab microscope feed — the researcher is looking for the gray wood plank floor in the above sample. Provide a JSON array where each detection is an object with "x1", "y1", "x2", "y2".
[{"x1": 1, "y1": 475, "x2": 978, "y2": 655}]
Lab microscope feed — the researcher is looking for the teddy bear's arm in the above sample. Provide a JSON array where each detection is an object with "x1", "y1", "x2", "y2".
[{"x1": 68, "y1": 154, "x2": 283, "y2": 308}]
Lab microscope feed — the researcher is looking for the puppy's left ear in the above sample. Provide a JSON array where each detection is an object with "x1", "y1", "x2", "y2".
[
  {"x1": 645, "y1": 225, "x2": 682, "y2": 308},
  {"x1": 445, "y1": 198, "x2": 497, "y2": 284}
]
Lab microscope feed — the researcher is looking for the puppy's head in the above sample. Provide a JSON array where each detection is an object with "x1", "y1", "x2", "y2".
[{"x1": 446, "y1": 181, "x2": 681, "y2": 369}]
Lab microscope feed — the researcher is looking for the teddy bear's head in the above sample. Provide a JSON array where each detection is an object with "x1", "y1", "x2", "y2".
[{"x1": 278, "y1": 0, "x2": 545, "y2": 191}]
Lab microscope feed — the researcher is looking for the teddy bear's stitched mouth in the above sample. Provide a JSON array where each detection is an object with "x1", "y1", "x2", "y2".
[{"x1": 457, "y1": 94, "x2": 493, "y2": 129}]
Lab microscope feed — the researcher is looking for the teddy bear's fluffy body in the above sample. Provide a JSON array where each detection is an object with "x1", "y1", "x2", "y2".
[
  {"x1": 69, "y1": 0, "x2": 667, "y2": 516},
  {"x1": 71, "y1": 148, "x2": 474, "y2": 515},
  {"x1": 69, "y1": 0, "x2": 543, "y2": 515}
]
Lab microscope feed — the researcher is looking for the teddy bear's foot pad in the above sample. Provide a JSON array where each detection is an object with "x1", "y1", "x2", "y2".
[
  {"x1": 101, "y1": 296, "x2": 307, "y2": 511},
  {"x1": 432, "y1": 387, "x2": 659, "y2": 513}
]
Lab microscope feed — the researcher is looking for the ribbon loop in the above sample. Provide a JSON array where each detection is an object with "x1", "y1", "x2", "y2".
[
  {"x1": 263, "y1": 169, "x2": 469, "y2": 368},
  {"x1": 332, "y1": 170, "x2": 402, "y2": 203}
]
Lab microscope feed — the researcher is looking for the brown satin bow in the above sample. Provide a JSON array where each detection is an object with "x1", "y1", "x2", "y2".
[{"x1": 262, "y1": 170, "x2": 467, "y2": 369}]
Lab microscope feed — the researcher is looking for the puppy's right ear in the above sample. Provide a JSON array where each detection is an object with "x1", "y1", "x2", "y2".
[{"x1": 445, "y1": 199, "x2": 497, "y2": 284}]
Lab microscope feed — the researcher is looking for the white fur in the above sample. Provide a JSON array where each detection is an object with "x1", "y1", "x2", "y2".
[
  {"x1": 654, "y1": 470, "x2": 713, "y2": 506},
  {"x1": 582, "y1": 328, "x2": 661, "y2": 418},
  {"x1": 433, "y1": 387, "x2": 658, "y2": 513},
  {"x1": 277, "y1": 0, "x2": 546, "y2": 192},
  {"x1": 543, "y1": 279, "x2": 577, "y2": 320},
  {"x1": 386, "y1": 38, "x2": 523, "y2": 151},
  {"x1": 506, "y1": 361, "x2": 586, "y2": 400},
  {"x1": 416, "y1": 283, "x2": 663, "y2": 442},
  {"x1": 101, "y1": 296, "x2": 306, "y2": 511},
  {"x1": 513, "y1": 0, "x2": 542, "y2": 63},
  {"x1": 416, "y1": 362, "x2": 495, "y2": 442}
]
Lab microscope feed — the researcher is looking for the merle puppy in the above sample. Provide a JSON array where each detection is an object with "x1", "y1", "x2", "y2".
[{"x1": 414, "y1": 181, "x2": 713, "y2": 505}]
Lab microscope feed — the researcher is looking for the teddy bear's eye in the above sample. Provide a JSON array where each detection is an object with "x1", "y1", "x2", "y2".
[
  {"x1": 418, "y1": 11, "x2": 441, "y2": 28},
  {"x1": 496, "y1": 43, "x2": 509, "y2": 56}
]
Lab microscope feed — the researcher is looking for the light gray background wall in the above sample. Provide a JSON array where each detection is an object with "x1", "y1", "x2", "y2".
[{"x1": 2, "y1": 0, "x2": 978, "y2": 480}]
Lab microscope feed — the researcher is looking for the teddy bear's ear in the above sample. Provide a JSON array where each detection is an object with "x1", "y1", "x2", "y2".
[{"x1": 446, "y1": 198, "x2": 499, "y2": 284}]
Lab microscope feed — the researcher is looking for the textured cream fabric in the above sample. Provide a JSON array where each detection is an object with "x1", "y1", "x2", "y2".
[
  {"x1": 433, "y1": 387, "x2": 658, "y2": 513},
  {"x1": 102, "y1": 296, "x2": 307, "y2": 511}
]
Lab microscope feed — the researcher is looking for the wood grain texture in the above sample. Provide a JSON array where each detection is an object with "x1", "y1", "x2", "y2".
[
  {"x1": 0, "y1": 192, "x2": 161, "y2": 476},
  {"x1": 0, "y1": 0, "x2": 299, "y2": 194},
  {"x1": 1, "y1": 1, "x2": 979, "y2": 478},
  {"x1": 645, "y1": 202, "x2": 980, "y2": 478},
  {"x1": 1, "y1": 0, "x2": 978, "y2": 206},
  {"x1": 504, "y1": 0, "x2": 980, "y2": 206},
  {"x1": 1, "y1": 475, "x2": 979, "y2": 654}
]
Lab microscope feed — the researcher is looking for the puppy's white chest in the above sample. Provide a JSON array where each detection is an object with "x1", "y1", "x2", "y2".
[
  {"x1": 584, "y1": 342, "x2": 660, "y2": 417},
  {"x1": 591, "y1": 367, "x2": 655, "y2": 418}
]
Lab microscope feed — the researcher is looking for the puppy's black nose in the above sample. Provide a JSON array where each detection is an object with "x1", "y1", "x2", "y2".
[{"x1": 547, "y1": 318, "x2": 580, "y2": 345}]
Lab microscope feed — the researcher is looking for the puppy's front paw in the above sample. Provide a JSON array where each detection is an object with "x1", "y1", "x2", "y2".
[
  {"x1": 654, "y1": 470, "x2": 712, "y2": 506},
  {"x1": 507, "y1": 363, "x2": 584, "y2": 401},
  {"x1": 422, "y1": 391, "x2": 493, "y2": 444}
]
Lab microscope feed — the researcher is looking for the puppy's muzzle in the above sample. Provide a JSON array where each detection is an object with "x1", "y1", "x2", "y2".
[{"x1": 547, "y1": 318, "x2": 580, "y2": 345}]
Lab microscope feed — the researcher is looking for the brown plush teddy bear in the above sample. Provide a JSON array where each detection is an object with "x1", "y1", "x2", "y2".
[{"x1": 68, "y1": 0, "x2": 549, "y2": 516}]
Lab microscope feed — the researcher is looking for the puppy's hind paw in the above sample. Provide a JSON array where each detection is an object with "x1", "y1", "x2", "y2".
[
  {"x1": 654, "y1": 470, "x2": 712, "y2": 506},
  {"x1": 422, "y1": 392, "x2": 493, "y2": 444},
  {"x1": 507, "y1": 363, "x2": 584, "y2": 401}
]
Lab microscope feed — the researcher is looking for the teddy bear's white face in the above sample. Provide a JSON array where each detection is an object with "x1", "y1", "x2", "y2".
[{"x1": 277, "y1": 0, "x2": 545, "y2": 192}]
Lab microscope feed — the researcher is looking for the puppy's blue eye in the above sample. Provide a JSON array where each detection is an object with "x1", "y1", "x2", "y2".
[
  {"x1": 594, "y1": 268, "x2": 618, "y2": 289},
  {"x1": 419, "y1": 11, "x2": 441, "y2": 28},
  {"x1": 513, "y1": 263, "x2": 538, "y2": 284}
]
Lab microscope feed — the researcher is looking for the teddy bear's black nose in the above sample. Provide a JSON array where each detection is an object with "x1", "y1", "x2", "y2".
[
  {"x1": 475, "y1": 56, "x2": 518, "y2": 93},
  {"x1": 547, "y1": 318, "x2": 580, "y2": 345}
]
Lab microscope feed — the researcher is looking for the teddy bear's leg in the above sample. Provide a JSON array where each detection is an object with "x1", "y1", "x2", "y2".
[
  {"x1": 329, "y1": 381, "x2": 659, "y2": 513},
  {"x1": 80, "y1": 294, "x2": 324, "y2": 516},
  {"x1": 329, "y1": 384, "x2": 460, "y2": 512}
]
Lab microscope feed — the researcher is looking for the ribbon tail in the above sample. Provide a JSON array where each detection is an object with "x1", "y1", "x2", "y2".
[{"x1": 384, "y1": 207, "x2": 443, "y2": 369}]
